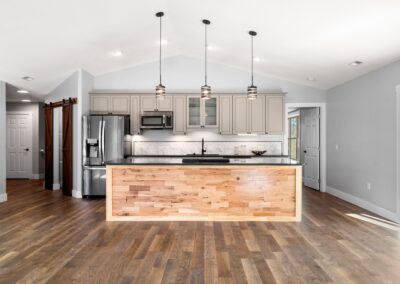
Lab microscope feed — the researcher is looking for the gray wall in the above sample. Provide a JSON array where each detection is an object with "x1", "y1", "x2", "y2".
[
  {"x1": 327, "y1": 60, "x2": 400, "y2": 215},
  {"x1": 6, "y1": 102, "x2": 45, "y2": 177},
  {"x1": 94, "y1": 55, "x2": 326, "y2": 103},
  {"x1": 0, "y1": 81, "x2": 6, "y2": 200}
]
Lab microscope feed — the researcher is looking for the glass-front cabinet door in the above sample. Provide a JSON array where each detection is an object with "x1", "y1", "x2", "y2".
[
  {"x1": 188, "y1": 97, "x2": 201, "y2": 127},
  {"x1": 187, "y1": 96, "x2": 219, "y2": 128},
  {"x1": 204, "y1": 97, "x2": 218, "y2": 127}
]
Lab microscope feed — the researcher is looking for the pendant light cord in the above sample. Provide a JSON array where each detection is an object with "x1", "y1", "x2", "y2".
[
  {"x1": 205, "y1": 23, "x2": 208, "y2": 85},
  {"x1": 251, "y1": 34, "x2": 254, "y2": 86},
  {"x1": 159, "y1": 15, "x2": 162, "y2": 85}
]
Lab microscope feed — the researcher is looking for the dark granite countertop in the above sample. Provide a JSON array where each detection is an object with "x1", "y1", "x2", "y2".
[
  {"x1": 125, "y1": 154, "x2": 289, "y2": 158},
  {"x1": 106, "y1": 156, "x2": 301, "y2": 166}
]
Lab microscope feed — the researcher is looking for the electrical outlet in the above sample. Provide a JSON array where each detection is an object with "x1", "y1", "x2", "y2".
[{"x1": 366, "y1": 182, "x2": 372, "y2": 191}]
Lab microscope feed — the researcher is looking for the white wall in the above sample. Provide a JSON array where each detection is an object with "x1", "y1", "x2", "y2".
[
  {"x1": 94, "y1": 56, "x2": 326, "y2": 103},
  {"x1": 327, "y1": 60, "x2": 400, "y2": 222},
  {"x1": 45, "y1": 69, "x2": 94, "y2": 198},
  {"x1": 6, "y1": 102, "x2": 45, "y2": 178},
  {"x1": 0, "y1": 81, "x2": 6, "y2": 202}
]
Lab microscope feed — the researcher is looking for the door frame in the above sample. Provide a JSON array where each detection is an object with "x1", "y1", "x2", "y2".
[
  {"x1": 396, "y1": 85, "x2": 400, "y2": 223},
  {"x1": 5, "y1": 111, "x2": 33, "y2": 179},
  {"x1": 285, "y1": 103, "x2": 326, "y2": 192}
]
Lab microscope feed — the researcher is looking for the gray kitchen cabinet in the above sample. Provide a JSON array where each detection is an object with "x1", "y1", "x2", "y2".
[
  {"x1": 249, "y1": 95, "x2": 266, "y2": 134},
  {"x1": 110, "y1": 95, "x2": 130, "y2": 114},
  {"x1": 187, "y1": 96, "x2": 218, "y2": 128},
  {"x1": 219, "y1": 95, "x2": 232, "y2": 134},
  {"x1": 173, "y1": 96, "x2": 187, "y2": 134},
  {"x1": 233, "y1": 95, "x2": 266, "y2": 134},
  {"x1": 233, "y1": 96, "x2": 248, "y2": 134},
  {"x1": 130, "y1": 95, "x2": 141, "y2": 135},
  {"x1": 266, "y1": 96, "x2": 284, "y2": 134},
  {"x1": 90, "y1": 95, "x2": 110, "y2": 114},
  {"x1": 140, "y1": 96, "x2": 173, "y2": 111}
]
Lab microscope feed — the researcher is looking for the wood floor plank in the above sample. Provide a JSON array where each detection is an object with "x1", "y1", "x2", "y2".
[{"x1": 0, "y1": 179, "x2": 399, "y2": 284}]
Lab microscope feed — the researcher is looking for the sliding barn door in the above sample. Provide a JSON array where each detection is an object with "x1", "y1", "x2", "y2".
[
  {"x1": 44, "y1": 107, "x2": 53, "y2": 190},
  {"x1": 62, "y1": 103, "x2": 73, "y2": 196}
]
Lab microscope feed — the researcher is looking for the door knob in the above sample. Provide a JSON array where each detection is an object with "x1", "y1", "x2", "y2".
[
  {"x1": 25, "y1": 148, "x2": 29, "y2": 151},
  {"x1": 303, "y1": 150, "x2": 307, "y2": 153}
]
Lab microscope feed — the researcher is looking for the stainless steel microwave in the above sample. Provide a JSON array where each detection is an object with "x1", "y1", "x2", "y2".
[{"x1": 140, "y1": 111, "x2": 173, "y2": 129}]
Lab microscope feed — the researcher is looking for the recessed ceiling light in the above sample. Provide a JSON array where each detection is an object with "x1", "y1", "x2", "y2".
[
  {"x1": 307, "y1": 77, "x2": 316, "y2": 81},
  {"x1": 21, "y1": 76, "x2": 34, "y2": 81},
  {"x1": 207, "y1": 45, "x2": 219, "y2": 51},
  {"x1": 349, "y1": 61, "x2": 363, "y2": 67},
  {"x1": 111, "y1": 50, "x2": 123, "y2": 57},
  {"x1": 253, "y1": 57, "x2": 261, "y2": 62},
  {"x1": 17, "y1": 89, "x2": 29, "y2": 94},
  {"x1": 21, "y1": 99, "x2": 31, "y2": 103},
  {"x1": 161, "y1": 39, "x2": 168, "y2": 45}
]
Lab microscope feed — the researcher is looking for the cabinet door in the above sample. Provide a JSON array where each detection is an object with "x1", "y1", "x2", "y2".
[
  {"x1": 233, "y1": 96, "x2": 248, "y2": 134},
  {"x1": 187, "y1": 97, "x2": 201, "y2": 128},
  {"x1": 266, "y1": 96, "x2": 284, "y2": 134},
  {"x1": 141, "y1": 96, "x2": 157, "y2": 111},
  {"x1": 219, "y1": 96, "x2": 232, "y2": 134},
  {"x1": 90, "y1": 95, "x2": 110, "y2": 114},
  {"x1": 249, "y1": 95, "x2": 266, "y2": 134},
  {"x1": 203, "y1": 97, "x2": 218, "y2": 128},
  {"x1": 110, "y1": 96, "x2": 130, "y2": 114},
  {"x1": 130, "y1": 96, "x2": 140, "y2": 135},
  {"x1": 173, "y1": 96, "x2": 187, "y2": 134},
  {"x1": 156, "y1": 96, "x2": 173, "y2": 111}
]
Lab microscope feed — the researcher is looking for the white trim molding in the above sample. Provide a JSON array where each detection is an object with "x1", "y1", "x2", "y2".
[
  {"x1": 285, "y1": 102, "x2": 327, "y2": 192},
  {"x1": 31, "y1": 174, "x2": 44, "y2": 180},
  {"x1": 327, "y1": 186, "x2": 399, "y2": 223},
  {"x1": 52, "y1": 183, "x2": 60, "y2": 190},
  {"x1": 396, "y1": 85, "x2": 400, "y2": 223},
  {"x1": 0, "y1": 193, "x2": 7, "y2": 203},
  {"x1": 72, "y1": 189, "x2": 82, "y2": 199}
]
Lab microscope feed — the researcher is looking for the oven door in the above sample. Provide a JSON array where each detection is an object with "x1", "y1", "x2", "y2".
[{"x1": 141, "y1": 115, "x2": 164, "y2": 128}]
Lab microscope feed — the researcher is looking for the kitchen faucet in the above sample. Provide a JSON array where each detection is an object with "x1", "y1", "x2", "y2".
[{"x1": 201, "y1": 138, "x2": 207, "y2": 156}]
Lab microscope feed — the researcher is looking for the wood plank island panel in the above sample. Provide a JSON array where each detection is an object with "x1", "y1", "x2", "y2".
[{"x1": 106, "y1": 165, "x2": 302, "y2": 221}]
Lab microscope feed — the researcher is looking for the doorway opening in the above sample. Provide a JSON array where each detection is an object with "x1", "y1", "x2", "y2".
[{"x1": 285, "y1": 103, "x2": 326, "y2": 192}]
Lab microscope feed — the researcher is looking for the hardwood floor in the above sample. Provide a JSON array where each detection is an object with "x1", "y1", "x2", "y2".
[{"x1": 0, "y1": 180, "x2": 399, "y2": 283}]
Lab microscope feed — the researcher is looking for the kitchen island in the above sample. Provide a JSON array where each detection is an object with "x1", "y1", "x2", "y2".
[{"x1": 106, "y1": 157, "x2": 302, "y2": 222}]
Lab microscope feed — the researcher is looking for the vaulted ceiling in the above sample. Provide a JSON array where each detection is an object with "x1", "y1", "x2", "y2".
[{"x1": 1, "y1": 0, "x2": 400, "y2": 98}]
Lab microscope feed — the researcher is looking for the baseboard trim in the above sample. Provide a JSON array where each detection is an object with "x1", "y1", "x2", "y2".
[
  {"x1": 52, "y1": 183, "x2": 60, "y2": 190},
  {"x1": 0, "y1": 193, "x2": 7, "y2": 203},
  {"x1": 31, "y1": 174, "x2": 44, "y2": 180},
  {"x1": 326, "y1": 186, "x2": 399, "y2": 223},
  {"x1": 72, "y1": 189, "x2": 82, "y2": 199}
]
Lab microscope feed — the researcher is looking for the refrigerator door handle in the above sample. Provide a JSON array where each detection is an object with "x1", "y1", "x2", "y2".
[
  {"x1": 101, "y1": 120, "x2": 106, "y2": 164},
  {"x1": 98, "y1": 120, "x2": 103, "y2": 162}
]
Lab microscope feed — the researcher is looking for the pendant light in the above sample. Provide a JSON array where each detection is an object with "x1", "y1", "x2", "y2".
[
  {"x1": 155, "y1": 12, "x2": 166, "y2": 99},
  {"x1": 247, "y1": 31, "x2": 257, "y2": 100},
  {"x1": 201, "y1": 19, "x2": 211, "y2": 100}
]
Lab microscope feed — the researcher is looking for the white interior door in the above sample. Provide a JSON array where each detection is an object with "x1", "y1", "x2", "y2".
[
  {"x1": 6, "y1": 113, "x2": 33, "y2": 179},
  {"x1": 301, "y1": 108, "x2": 320, "y2": 190}
]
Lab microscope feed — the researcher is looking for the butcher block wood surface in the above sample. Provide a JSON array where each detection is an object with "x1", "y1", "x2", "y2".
[{"x1": 107, "y1": 165, "x2": 302, "y2": 221}]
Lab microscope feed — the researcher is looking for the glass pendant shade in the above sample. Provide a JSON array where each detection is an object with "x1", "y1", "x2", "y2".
[
  {"x1": 201, "y1": 85, "x2": 211, "y2": 99},
  {"x1": 247, "y1": 85, "x2": 258, "y2": 100},
  {"x1": 155, "y1": 83, "x2": 166, "y2": 99}
]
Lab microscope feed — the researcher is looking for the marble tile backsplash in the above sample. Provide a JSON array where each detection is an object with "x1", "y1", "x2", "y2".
[{"x1": 132, "y1": 140, "x2": 283, "y2": 156}]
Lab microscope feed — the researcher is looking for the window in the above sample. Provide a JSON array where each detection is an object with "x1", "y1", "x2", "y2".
[{"x1": 288, "y1": 116, "x2": 300, "y2": 160}]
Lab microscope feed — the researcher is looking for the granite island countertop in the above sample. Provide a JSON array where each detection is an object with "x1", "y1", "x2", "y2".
[{"x1": 106, "y1": 156, "x2": 301, "y2": 166}]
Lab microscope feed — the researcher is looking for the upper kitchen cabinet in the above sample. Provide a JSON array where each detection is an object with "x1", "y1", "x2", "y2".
[
  {"x1": 266, "y1": 95, "x2": 284, "y2": 134},
  {"x1": 232, "y1": 95, "x2": 265, "y2": 134},
  {"x1": 219, "y1": 96, "x2": 232, "y2": 134},
  {"x1": 140, "y1": 96, "x2": 173, "y2": 112},
  {"x1": 173, "y1": 96, "x2": 187, "y2": 135},
  {"x1": 187, "y1": 96, "x2": 218, "y2": 128},
  {"x1": 130, "y1": 95, "x2": 140, "y2": 135},
  {"x1": 90, "y1": 94, "x2": 130, "y2": 114},
  {"x1": 110, "y1": 96, "x2": 130, "y2": 114},
  {"x1": 90, "y1": 95, "x2": 110, "y2": 114}
]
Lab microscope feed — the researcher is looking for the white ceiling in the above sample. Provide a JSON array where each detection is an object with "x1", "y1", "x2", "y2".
[{"x1": 2, "y1": 0, "x2": 400, "y2": 98}]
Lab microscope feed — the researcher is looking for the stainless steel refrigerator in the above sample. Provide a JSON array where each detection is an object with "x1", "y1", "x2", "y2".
[{"x1": 82, "y1": 115, "x2": 130, "y2": 197}]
